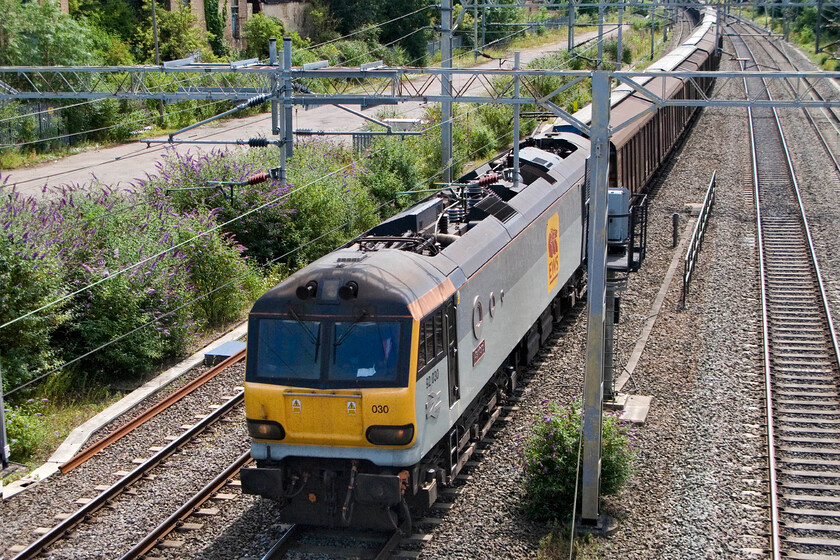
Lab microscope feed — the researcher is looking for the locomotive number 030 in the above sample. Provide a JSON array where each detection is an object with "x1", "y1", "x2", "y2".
[{"x1": 371, "y1": 404, "x2": 390, "y2": 414}]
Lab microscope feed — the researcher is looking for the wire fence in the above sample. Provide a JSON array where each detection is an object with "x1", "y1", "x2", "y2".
[{"x1": 0, "y1": 102, "x2": 70, "y2": 150}]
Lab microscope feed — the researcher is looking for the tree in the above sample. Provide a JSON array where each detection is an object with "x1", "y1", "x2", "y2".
[
  {"x1": 205, "y1": 0, "x2": 229, "y2": 57},
  {"x1": 327, "y1": 0, "x2": 379, "y2": 35},
  {"x1": 70, "y1": 0, "x2": 140, "y2": 45},
  {"x1": 138, "y1": 1, "x2": 212, "y2": 63},
  {"x1": 0, "y1": 0, "x2": 99, "y2": 67},
  {"x1": 243, "y1": 13, "x2": 285, "y2": 59},
  {"x1": 379, "y1": 0, "x2": 431, "y2": 62}
]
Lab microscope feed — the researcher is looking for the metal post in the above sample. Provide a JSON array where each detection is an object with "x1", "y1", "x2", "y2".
[
  {"x1": 513, "y1": 52, "x2": 520, "y2": 190},
  {"x1": 568, "y1": 0, "x2": 575, "y2": 52},
  {"x1": 784, "y1": 2, "x2": 790, "y2": 40},
  {"x1": 769, "y1": 0, "x2": 773, "y2": 31},
  {"x1": 270, "y1": 38, "x2": 279, "y2": 136},
  {"x1": 278, "y1": 37, "x2": 293, "y2": 187},
  {"x1": 650, "y1": 3, "x2": 655, "y2": 60},
  {"x1": 442, "y1": 0, "x2": 454, "y2": 184},
  {"x1": 816, "y1": 0, "x2": 824, "y2": 53},
  {"x1": 474, "y1": 0, "x2": 479, "y2": 61},
  {"x1": 604, "y1": 270, "x2": 616, "y2": 402},
  {"x1": 481, "y1": 4, "x2": 486, "y2": 53},
  {"x1": 0, "y1": 358, "x2": 8, "y2": 470},
  {"x1": 672, "y1": 212, "x2": 680, "y2": 248},
  {"x1": 581, "y1": 71, "x2": 611, "y2": 526},
  {"x1": 597, "y1": 0, "x2": 604, "y2": 67},
  {"x1": 617, "y1": 4, "x2": 623, "y2": 71},
  {"x1": 150, "y1": 0, "x2": 164, "y2": 126}
]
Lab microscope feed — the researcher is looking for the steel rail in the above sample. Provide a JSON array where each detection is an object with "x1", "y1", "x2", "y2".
[
  {"x1": 60, "y1": 348, "x2": 246, "y2": 473},
  {"x1": 730, "y1": 28, "x2": 782, "y2": 560},
  {"x1": 12, "y1": 392, "x2": 244, "y2": 560},
  {"x1": 736, "y1": 27, "x2": 840, "y2": 560},
  {"x1": 374, "y1": 529, "x2": 404, "y2": 560},
  {"x1": 119, "y1": 449, "x2": 252, "y2": 560},
  {"x1": 260, "y1": 525, "x2": 301, "y2": 560},
  {"x1": 744, "y1": 65, "x2": 783, "y2": 560},
  {"x1": 738, "y1": 25, "x2": 840, "y2": 400}
]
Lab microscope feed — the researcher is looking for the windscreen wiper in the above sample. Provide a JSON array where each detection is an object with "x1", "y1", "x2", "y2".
[
  {"x1": 287, "y1": 306, "x2": 320, "y2": 351},
  {"x1": 333, "y1": 311, "x2": 369, "y2": 348}
]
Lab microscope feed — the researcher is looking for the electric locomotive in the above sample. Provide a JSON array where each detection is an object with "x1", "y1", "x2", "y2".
[
  {"x1": 240, "y1": 133, "x2": 591, "y2": 530},
  {"x1": 240, "y1": 5, "x2": 720, "y2": 529}
]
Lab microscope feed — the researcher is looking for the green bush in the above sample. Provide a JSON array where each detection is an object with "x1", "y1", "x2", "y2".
[
  {"x1": 604, "y1": 38, "x2": 632, "y2": 66},
  {"x1": 0, "y1": 230, "x2": 69, "y2": 391},
  {"x1": 4, "y1": 398, "x2": 56, "y2": 462},
  {"x1": 521, "y1": 399, "x2": 635, "y2": 521},
  {"x1": 55, "y1": 193, "x2": 203, "y2": 381},
  {"x1": 475, "y1": 102, "x2": 515, "y2": 147},
  {"x1": 179, "y1": 213, "x2": 255, "y2": 327},
  {"x1": 281, "y1": 140, "x2": 379, "y2": 267},
  {"x1": 243, "y1": 13, "x2": 286, "y2": 60},
  {"x1": 361, "y1": 135, "x2": 426, "y2": 207}
]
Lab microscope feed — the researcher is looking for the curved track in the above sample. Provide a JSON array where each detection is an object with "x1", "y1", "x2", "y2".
[{"x1": 731, "y1": 26, "x2": 840, "y2": 560}]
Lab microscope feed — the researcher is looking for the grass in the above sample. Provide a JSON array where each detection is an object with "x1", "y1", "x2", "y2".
[
  {"x1": 3, "y1": 391, "x2": 122, "y2": 476},
  {"x1": 537, "y1": 525, "x2": 603, "y2": 560}
]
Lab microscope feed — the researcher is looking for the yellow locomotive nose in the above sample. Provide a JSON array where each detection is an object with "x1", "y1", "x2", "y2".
[
  {"x1": 283, "y1": 392, "x2": 365, "y2": 445},
  {"x1": 245, "y1": 384, "x2": 416, "y2": 449}
]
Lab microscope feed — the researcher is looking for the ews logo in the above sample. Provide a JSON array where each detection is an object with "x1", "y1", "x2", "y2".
[{"x1": 546, "y1": 213, "x2": 560, "y2": 292}]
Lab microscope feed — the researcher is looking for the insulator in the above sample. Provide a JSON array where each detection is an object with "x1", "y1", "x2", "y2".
[
  {"x1": 478, "y1": 172, "x2": 499, "y2": 186},
  {"x1": 248, "y1": 138, "x2": 270, "y2": 148},
  {"x1": 246, "y1": 173, "x2": 270, "y2": 185},
  {"x1": 448, "y1": 206, "x2": 464, "y2": 223},
  {"x1": 246, "y1": 93, "x2": 271, "y2": 108},
  {"x1": 466, "y1": 185, "x2": 484, "y2": 198},
  {"x1": 438, "y1": 213, "x2": 449, "y2": 234}
]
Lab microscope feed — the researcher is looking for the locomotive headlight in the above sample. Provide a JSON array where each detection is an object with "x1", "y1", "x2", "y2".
[
  {"x1": 366, "y1": 424, "x2": 414, "y2": 446},
  {"x1": 247, "y1": 419, "x2": 286, "y2": 440}
]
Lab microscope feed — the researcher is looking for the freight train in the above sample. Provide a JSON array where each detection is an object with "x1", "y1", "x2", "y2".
[{"x1": 240, "y1": 6, "x2": 720, "y2": 531}]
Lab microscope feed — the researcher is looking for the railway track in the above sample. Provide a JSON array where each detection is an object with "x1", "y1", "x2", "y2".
[
  {"x1": 9, "y1": 393, "x2": 246, "y2": 559},
  {"x1": 731, "y1": 27, "x2": 840, "y2": 560},
  {"x1": 120, "y1": 450, "x2": 252, "y2": 559},
  {"x1": 258, "y1": 525, "x2": 403, "y2": 560},
  {"x1": 733, "y1": 17, "x2": 840, "y2": 174},
  {"x1": 5, "y1": 351, "x2": 248, "y2": 559},
  {"x1": 60, "y1": 349, "x2": 246, "y2": 473}
]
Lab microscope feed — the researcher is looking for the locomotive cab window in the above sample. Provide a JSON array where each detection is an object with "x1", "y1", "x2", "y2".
[
  {"x1": 416, "y1": 300, "x2": 453, "y2": 379},
  {"x1": 253, "y1": 319, "x2": 321, "y2": 380},
  {"x1": 332, "y1": 321, "x2": 401, "y2": 381},
  {"x1": 246, "y1": 316, "x2": 409, "y2": 389}
]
